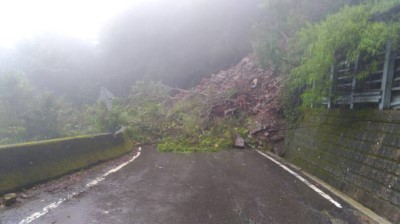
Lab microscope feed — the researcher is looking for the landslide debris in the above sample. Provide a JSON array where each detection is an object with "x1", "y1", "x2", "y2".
[
  {"x1": 173, "y1": 55, "x2": 285, "y2": 155},
  {"x1": 2, "y1": 193, "x2": 17, "y2": 206}
]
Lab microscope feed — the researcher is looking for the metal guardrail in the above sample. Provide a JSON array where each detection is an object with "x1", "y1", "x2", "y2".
[{"x1": 325, "y1": 42, "x2": 399, "y2": 110}]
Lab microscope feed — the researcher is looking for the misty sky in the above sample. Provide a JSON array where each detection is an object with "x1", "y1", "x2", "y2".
[
  {"x1": 0, "y1": 0, "x2": 261, "y2": 95},
  {"x1": 0, "y1": 0, "x2": 141, "y2": 48}
]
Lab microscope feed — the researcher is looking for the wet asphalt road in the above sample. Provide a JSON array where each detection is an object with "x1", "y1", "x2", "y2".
[{"x1": 1, "y1": 146, "x2": 369, "y2": 224}]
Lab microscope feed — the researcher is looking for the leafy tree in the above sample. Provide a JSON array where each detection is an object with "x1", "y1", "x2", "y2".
[
  {"x1": 0, "y1": 73, "x2": 96, "y2": 144},
  {"x1": 10, "y1": 34, "x2": 100, "y2": 106},
  {"x1": 289, "y1": 0, "x2": 400, "y2": 107},
  {"x1": 23, "y1": 91, "x2": 61, "y2": 140},
  {"x1": 254, "y1": 0, "x2": 361, "y2": 72},
  {"x1": 116, "y1": 81, "x2": 172, "y2": 143},
  {"x1": 0, "y1": 74, "x2": 34, "y2": 144}
]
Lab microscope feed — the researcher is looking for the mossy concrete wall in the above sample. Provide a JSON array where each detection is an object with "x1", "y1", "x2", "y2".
[
  {"x1": 0, "y1": 131, "x2": 133, "y2": 195},
  {"x1": 285, "y1": 109, "x2": 400, "y2": 223}
]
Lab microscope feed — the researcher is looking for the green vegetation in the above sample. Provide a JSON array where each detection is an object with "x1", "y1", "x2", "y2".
[
  {"x1": 254, "y1": 0, "x2": 360, "y2": 123},
  {"x1": 0, "y1": 73, "x2": 109, "y2": 145},
  {"x1": 290, "y1": 0, "x2": 400, "y2": 107},
  {"x1": 254, "y1": 0, "x2": 354, "y2": 72},
  {"x1": 89, "y1": 82, "x2": 249, "y2": 152},
  {"x1": 0, "y1": 0, "x2": 263, "y2": 150},
  {"x1": 2, "y1": 0, "x2": 400, "y2": 152},
  {"x1": 0, "y1": 75, "x2": 247, "y2": 151},
  {"x1": 255, "y1": 0, "x2": 400, "y2": 123}
]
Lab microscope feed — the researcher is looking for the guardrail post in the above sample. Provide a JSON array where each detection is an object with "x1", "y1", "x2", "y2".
[
  {"x1": 350, "y1": 76, "x2": 356, "y2": 109},
  {"x1": 380, "y1": 41, "x2": 396, "y2": 110},
  {"x1": 350, "y1": 55, "x2": 359, "y2": 109},
  {"x1": 328, "y1": 65, "x2": 335, "y2": 109}
]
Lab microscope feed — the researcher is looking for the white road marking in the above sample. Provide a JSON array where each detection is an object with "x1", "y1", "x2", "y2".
[
  {"x1": 256, "y1": 150, "x2": 342, "y2": 208},
  {"x1": 19, "y1": 147, "x2": 142, "y2": 224}
]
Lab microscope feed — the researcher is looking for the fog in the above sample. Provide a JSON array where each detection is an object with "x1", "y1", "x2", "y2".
[{"x1": 0, "y1": 0, "x2": 263, "y2": 103}]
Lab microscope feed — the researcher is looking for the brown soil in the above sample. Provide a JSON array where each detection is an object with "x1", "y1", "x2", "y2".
[{"x1": 175, "y1": 55, "x2": 285, "y2": 155}]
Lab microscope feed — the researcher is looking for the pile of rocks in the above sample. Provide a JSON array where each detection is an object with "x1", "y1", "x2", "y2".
[{"x1": 175, "y1": 55, "x2": 285, "y2": 155}]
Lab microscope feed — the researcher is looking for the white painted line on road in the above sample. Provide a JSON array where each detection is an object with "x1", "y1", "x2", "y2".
[
  {"x1": 19, "y1": 147, "x2": 142, "y2": 224},
  {"x1": 256, "y1": 150, "x2": 342, "y2": 209}
]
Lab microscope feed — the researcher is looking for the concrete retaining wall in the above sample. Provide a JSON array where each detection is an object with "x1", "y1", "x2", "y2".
[
  {"x1": 285, "y1": 109, "x2": 400, "y2": 223},
  {"x1": 0, "y1": 131, "x2": 133, "y2": 194}
]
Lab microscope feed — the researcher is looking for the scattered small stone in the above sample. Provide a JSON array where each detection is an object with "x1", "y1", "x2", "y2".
[
  {"x1": 235, "y1": 136, "x2": 245, "y2": 149},
  {"x1": 16, "y1": 197, "x2": 24, "y2": 204},
  {"x1": 20, "y1": 193, "x2": 28, "y2": 199},
  {"x1": 3, "y1": 193, "x2": 17, "y2": 206},
  {"x1": 251, "y1": 78, "x2": 258, "y2": 88}
]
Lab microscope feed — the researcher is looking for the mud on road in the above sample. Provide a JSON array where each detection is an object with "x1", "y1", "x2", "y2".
[{"x1": 1, "y1": 146, "x2": 373, "y2": 224}]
